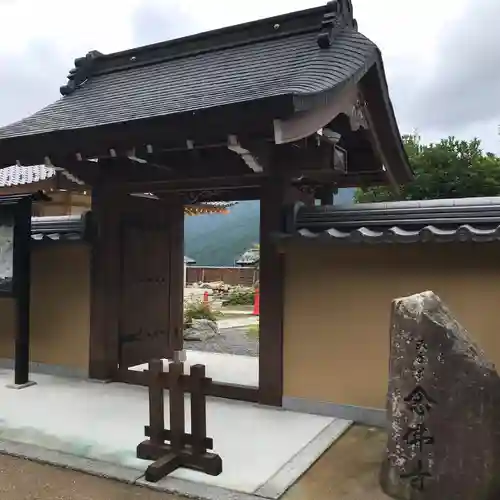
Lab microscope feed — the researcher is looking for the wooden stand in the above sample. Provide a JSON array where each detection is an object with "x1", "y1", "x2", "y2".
[{"x1": 137, "y1": 359, "x2": 223, "y2": 482}]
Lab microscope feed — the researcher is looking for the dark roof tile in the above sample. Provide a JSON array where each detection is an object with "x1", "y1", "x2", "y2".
[
  {"x1": 0, "y1": 27, "x2": 376, "y2": 140},
  {"x1": 31, "y1": 214, "x2": 88, "y2": 242},
  {"x1": 286, "y1": 197, "x2": 500, "y2": 245},
  {"x1": 294, "y1": 224, "x2": 500, "y2": 244}
]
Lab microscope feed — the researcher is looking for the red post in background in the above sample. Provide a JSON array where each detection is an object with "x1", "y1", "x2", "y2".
[
  {"x1": 203, "y1": 291, "x2": 209, "y2": 304},
  {"x1": 253, "y1": 288, "x2": 260, "y2": 316}
]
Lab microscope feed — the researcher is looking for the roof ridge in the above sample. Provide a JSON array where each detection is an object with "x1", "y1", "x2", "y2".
[
  {"x1": 59, "y1": 2, "x2": 357, "y2": 96},
  {"x1": 304, "y1": 196, "x2": 500, "y2": 214},
  {"x1": 318, "y1": 0, "x2": 358, "y2": 48}
]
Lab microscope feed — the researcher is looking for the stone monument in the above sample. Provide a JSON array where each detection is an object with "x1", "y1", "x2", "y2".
[{"x1": 380, "y1": 291, "x2": 500, "y2": 499}]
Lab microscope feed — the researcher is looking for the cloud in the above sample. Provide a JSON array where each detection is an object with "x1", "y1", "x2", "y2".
[
  {"x1": 410, "y1": 0, "x2": 500, "y2": 132},
  {"x1": 0, "y1": 0, "x2": 498, "y2": 154},
  {"x1": 0, "y1": 41, "x2": 66, "y2": 126},
  {"x1": 131, "y1": 1, "x2": 202, "y2": 46}
]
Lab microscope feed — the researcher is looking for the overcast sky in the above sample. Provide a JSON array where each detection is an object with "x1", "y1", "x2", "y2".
[{"x1": 1, "y1": 0, "x2": 499, "y2": 153}]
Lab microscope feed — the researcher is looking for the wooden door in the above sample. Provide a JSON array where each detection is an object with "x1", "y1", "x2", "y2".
[{"x1": 117, "y1": 197, "x2": 184, "y2": 369}]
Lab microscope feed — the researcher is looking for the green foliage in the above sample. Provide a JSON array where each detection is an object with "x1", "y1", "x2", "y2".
[
  {"x1": 183, "y1": 300, "x2": 217, "y2": 327},
  {"x1": 223, "y1": 287, "x2": 255, "y2": 306},
  {"x1": 184, "y1": 191, "x2": 355, "y2": 266},
  {"x1": 355, "y1": 134, "x2": 500, "y2": 203},
  {"x1": 184, "y1": 201, "x2": 260, "y2": 266}
]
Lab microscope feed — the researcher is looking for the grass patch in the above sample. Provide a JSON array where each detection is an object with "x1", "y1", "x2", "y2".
[{"x1": 246, "y1": 324, "x2": 260, "y2": 339}]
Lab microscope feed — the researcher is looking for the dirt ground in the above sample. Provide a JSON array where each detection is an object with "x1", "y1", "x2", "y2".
[
  {"x1": 0, "y1": 426, "x2": 391, "y2": 500},
  {"x1": 284, "y1": 425, "x2": 392, "y2": 500}
]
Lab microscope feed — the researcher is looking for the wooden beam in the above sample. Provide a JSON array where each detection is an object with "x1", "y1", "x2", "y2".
[
  {"x1": 0, "y1": 179, "x2": 56, "y2": 196},
  {"x1": 358, "y1": 65, "x2": 412, "y2": 185},
  {"x1": 227, "y1": 135, "x2": 270, "y2": 173},
  {"x1": 59, "y1": 141, "x2": 389, "y2": 193},
  {"x1": 0, "y1": 101, "x2": 279, "y2": 168},
  {"x1": 358, "y1": 89, "x2": 400, "y2": 193},
  {"x1": 117, "y1": 369, "x2": 259, "y2": 402},
  {"x1": 56, "y1": 159, "x2": 102, "y2": 187},
  {"x1": 102, "y1": 174, "x2": 266, "y2": 195}
]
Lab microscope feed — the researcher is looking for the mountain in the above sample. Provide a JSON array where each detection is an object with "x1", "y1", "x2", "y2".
[{"x1": 184, "y1": 188, "x2": 355, "y2": 266}]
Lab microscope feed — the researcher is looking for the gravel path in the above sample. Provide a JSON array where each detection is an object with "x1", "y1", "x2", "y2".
[
  {"x1": 0, "y1": 454, "x2": 182, "y2": 500},
  {"x1": 184, "y1": 326, "x2": 259, "y2": 357}
]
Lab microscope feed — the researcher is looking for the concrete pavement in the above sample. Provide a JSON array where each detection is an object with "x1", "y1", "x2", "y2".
[
  {"x1": 0, "y1": 426, "x2": 390, "y2": 499},
  {"x1": 217, "y1": 316, "x2": 258, "y2": 329}
]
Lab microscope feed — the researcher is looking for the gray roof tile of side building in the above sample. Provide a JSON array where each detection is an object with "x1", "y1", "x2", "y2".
[
  {"x1": 0, "y1": 165, "x2": 55, "y2": 187},
  {"x1": 236, "y1": 247, "x2": 260, "y2": 265},
  {"x1": 287, "y1": 196, "x2": 500, "y2": 244},
  {"x1": 0, "y1": 4, "x2": 378, "y2": 141},
  {"x1": 0, "y1": 166, "x2": 236, "y2": 213},
  {"x1": 30, "y1": 214, "x2": 88, "y2": 242}
]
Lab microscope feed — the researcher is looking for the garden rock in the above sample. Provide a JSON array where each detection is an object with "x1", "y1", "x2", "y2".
[{"x1": 183, "y1": 319, "x2": 219, "y2": 341}]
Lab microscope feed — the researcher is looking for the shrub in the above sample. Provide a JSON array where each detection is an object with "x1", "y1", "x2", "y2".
[
  {"x1": 223, "y1": 287, "x2": 255, "y2": 306},
  {"x1": 184, "y1": 300, "x2": 217, "y2": 328}
]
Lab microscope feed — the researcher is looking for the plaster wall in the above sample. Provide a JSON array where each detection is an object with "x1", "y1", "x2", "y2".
[
  {"x1": 37, "y1": 192, "x2": 91, "y2": 216},
  {"x1": 0, "y1": 244, "x2": 91, "y2": 375},
  {"x1": 283, "y1": 242, "x2": 500, "y2": 412}
]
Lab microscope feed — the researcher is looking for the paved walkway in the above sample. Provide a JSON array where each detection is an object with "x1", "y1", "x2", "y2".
[
  {"x1": 0, "y1": 426, "x2": 390, "y2": 499},
  {"x1": 218, "y1": 316, "x2": 258, "y2": 329},
  {"x1": 0, "y1": 369, "x2": 347, "y2": 498}
]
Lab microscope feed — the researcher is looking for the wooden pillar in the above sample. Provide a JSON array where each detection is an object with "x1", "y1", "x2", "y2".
[
  {"x1": 167, "y1": 197, "x2": 185, "y2": 357},
  {"x1": 13, "y1": 197, "x2": 33, "y2": 386},
  {"x1": 89, "y1": 189, "x2": 120, "y2": 380},
  {"x1": 259, "y1": 175, "x2": 286, "y2": 406},
  {"x1": 317, "y1": 186, "x2": 334, "y2": 206}
]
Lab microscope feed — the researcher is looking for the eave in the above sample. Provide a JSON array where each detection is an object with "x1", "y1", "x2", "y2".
[{"x1": 0, "y1": 1, "x2": 411, "y2": 189}]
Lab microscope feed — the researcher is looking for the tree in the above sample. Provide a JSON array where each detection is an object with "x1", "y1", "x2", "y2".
[{"x1": 355, "y1": 134, "x2": 500, "y2": 203}]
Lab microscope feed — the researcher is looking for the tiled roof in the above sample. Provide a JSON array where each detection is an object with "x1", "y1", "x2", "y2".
[
  {"x1": 185, "y1": 201, "x2": 236, "y2": 216},
  {"x1": 0, "y1": 5, "x2": 375, "y2": 141},
  {"x1": 285, "y1": 197, "x2": 500, "y2": 244},
  {"x1": 31, "y1": 214, "x2": 88, "y2": 242},
  {"x1": 236, "y1": 247, "x2": 260, "y2": 265},
  {"x1": 0, "y1": 165, "x2": 86, "y2": 187},
  {"x1": 0, "y1": 165, "x2": 55, "y2": 187}
]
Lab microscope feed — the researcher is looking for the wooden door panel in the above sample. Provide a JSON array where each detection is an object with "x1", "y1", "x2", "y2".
[{"x1": 117, "y1": 198, "x2": 183, "y2": 368}]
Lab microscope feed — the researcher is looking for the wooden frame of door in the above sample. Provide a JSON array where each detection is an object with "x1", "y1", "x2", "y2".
[{"x1": 89, "y1": 187, "x2": 284, "y2": 405}]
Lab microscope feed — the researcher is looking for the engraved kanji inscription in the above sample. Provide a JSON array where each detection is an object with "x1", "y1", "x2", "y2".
[
  {"x1": 403, "y1": 423, "x2": 435, "y2": 451},
  {"x1": 400, "y1": 459, "x2": 432, "y2": 491},
  {"x1": 404, "y1": 385, "x2": 437, "y2": 416}
]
